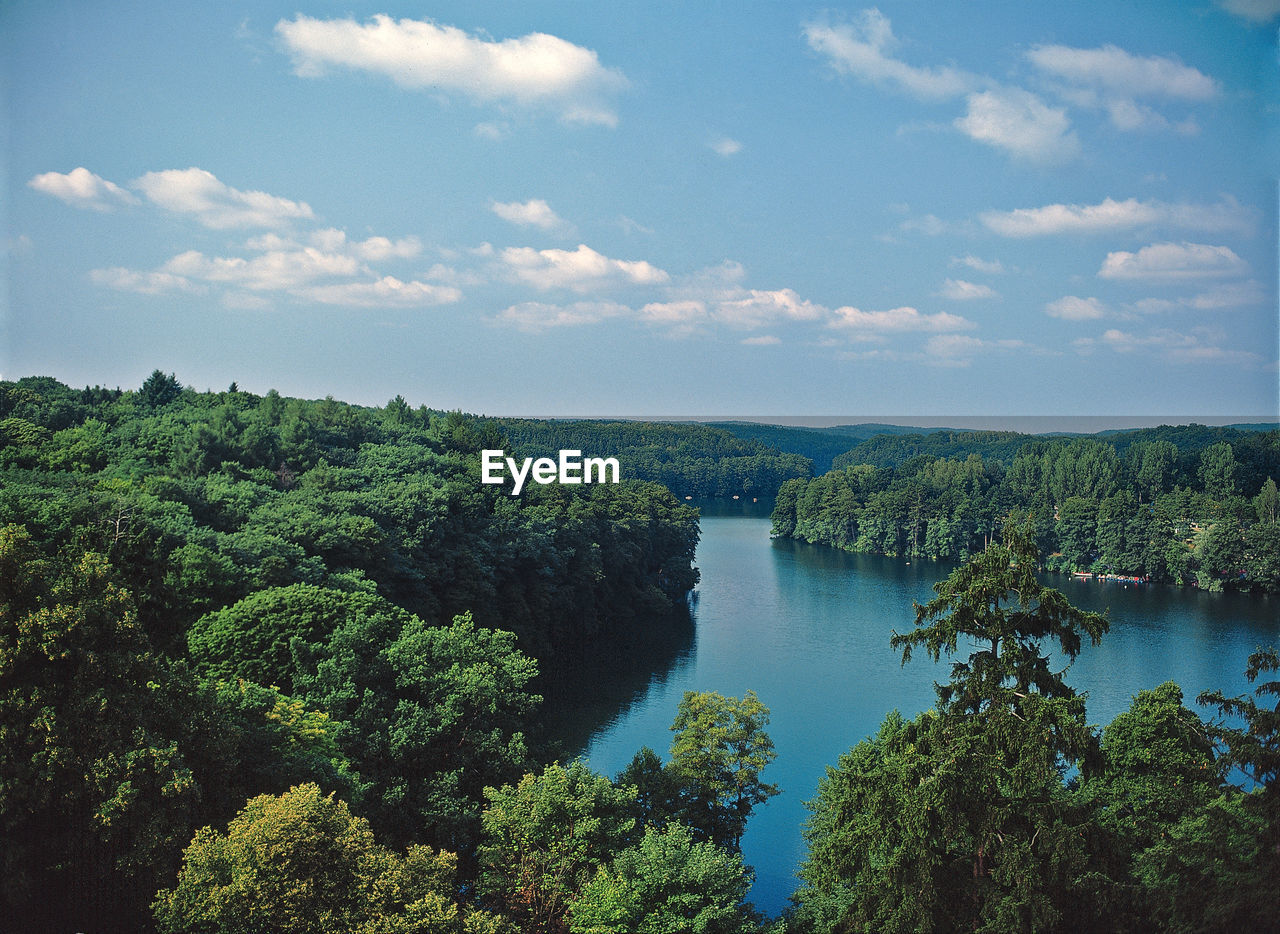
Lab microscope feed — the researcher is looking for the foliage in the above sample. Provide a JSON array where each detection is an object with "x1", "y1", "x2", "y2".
[
  {"x1": 773, "y1": 426, "x2": 1280, "y2": 593},
  {"x1": 153, "y1": 783, "x2": 511, "y2": 934},
  {"x1": 479, "y1": 761, "x2": 638, "y2": 934},
  {"x1": 187, "y1": 583, "x2": 415, "y2": 693},
  {"x1": 568, "y1": 823, "x2": 757, "y2": 934},
  {"x1": 297, "y1": 611, "x2": 541, "y2": 853},
  {"x1": 668, "y1": 690, "x2": 779, "y2": 850},
  {"x1": 0, "y1": 525, "x2": 200, "y2": 932},
  {"x1": 491, "y1": 418, "x2": 812, "y2": 499},
  {"x1": 795, "y1": 522, "x2": 1111, "y2": 933}
]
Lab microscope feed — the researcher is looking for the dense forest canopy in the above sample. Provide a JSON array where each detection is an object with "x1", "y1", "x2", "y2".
[
  {"x1": 486, "y1": 417, "x2": 813, "y2": 498},
  {"x1": 2, "y1": 373, "x2": 1276, "y2": 933},
  {"x1": 773, "y1": 429, "x2": 1280, "y2": 593}
]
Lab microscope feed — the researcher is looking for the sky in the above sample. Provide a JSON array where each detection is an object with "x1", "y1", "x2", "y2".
[{"x1": 3, "y1": 0, "x2": 1278, "y2": 419}]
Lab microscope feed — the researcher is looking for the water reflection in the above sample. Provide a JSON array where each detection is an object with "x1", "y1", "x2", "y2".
[
  {"x1": 540, "y1": 502, "x2": 1277, "y2": 918},
  {"x1": 535, "y1": 604, "x2": 695, "y2": 762}
]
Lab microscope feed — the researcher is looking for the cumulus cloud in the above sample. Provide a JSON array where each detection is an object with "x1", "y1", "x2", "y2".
[
  {"x1": 952, "y1": 254, "x2": 1005, "y2": 275},
  {"x1": 133, "y1": 168, "x2": 314, "y2": 229},
  {"x1": 922, "y1": 334, "x2": 1029, "y2": 366},
  {"x1": 29, "y1": 167, "x2": 137, "y2": 211},
  {"x1": 640, "y1": 300, "x2": 708, "y2": 325},
  {"x1": 1079, "y1": 326, "x2": 1265, "y2": 365},
  {"x1": 163, "y1": 247, "x2": 361, "y2": 291},
  {"x1": 980, "y1": 196, "x2": 1255, "y2": 237},
  {"x1": 955, "y1": 87, "x2": 1080, "y2": 162},
  {"x1": 1027, "y1": 44, "x2": 1219, "y2": 100},
  {"x1": 501, "y1": 244, "x2": 669, "y2": 292},
  {"x1": 275, "y1": 14, "x2": 627, "y2": 126},
  {"x1": 1098, "y1": 242, "x2": 1249, "y2": 281},
  {"x1": 1046, "y1": 295, "x2": 1107, "y2": 320},
  {"x1": 294, "y1": 228, "x2": 422, "y2": 260},
  {"x1": 939, "y1": 278, "x2": 997, "y2": 300},
  {"x1": 714, "y1": 289, "x2": 823, "y2": 328},
  {"x1": 497, "y1": 301, "x2": 629, "y2": 330},
  {"x1": 298, "y1": 277, "x2": 461, "y2": 307},
  {"x1": 803, "y1": 10, "x2": 974, "y2": 99},
  {"x1": 90, "y1": 267, "x2": 201, "y2": 294},
  {"x1": 829, "y1": 305, "x2": 973, "y2": 333},
  {"x1": 1027, "y1": 44, "x2": 1218, "y2": 135},
  {"x1": 491, "y1": 198, "x2": 569, "y2": 231}
]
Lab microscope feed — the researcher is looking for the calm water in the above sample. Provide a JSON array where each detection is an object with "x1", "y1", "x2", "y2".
[{"x1": 539, "y1": 502, "x2": 1279, "y2": 918}]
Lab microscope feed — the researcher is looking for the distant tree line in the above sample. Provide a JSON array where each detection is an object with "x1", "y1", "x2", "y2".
[
  {"x1": 488, "y1": 417, "x2": 813, "y2": 499},
  {"x1": 772, "y1": 431, "x2": 1280, "y2": 592}
]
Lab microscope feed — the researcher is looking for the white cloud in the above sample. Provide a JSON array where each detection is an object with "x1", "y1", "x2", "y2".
[
  {"x1": 29, "y1": 167, "x2": 137, "y2": 211},
  {"x1": 1098, "y1": 242, "x2": 1249, "y2": 281},
  {"x1": 497, "y1": 301, "x2": 629, "y2": 330},
  {"x1": 297, "y1": 228, "x2": 422, "y2": 260},
  {"x1": 1027, "y1": 44, "x2": 1217, "y2": 136},
  {"x1": 90, "y1": 267, "x2": 201, "y2": 294},
  {"x1": 803, "y1": 11, "x2": 974, "y2": 99},
  {"x1": 939, "y1": 278, "x2": 997, "y2": 300},
  {"x1": 980, "y1": 196, "x2": 1254, "y2": 237},
  {"x1": 491, "y1": 198, "x2": 569, "y2": 231},
  {"x1": 829, "y1": 305, "x2": 973, "y2": 333},
  {"x1": 298, "y1": 277, "x2": 461, "y2": 307},
  {"x1": 475, "y1": 122, "x2": 510, "y2": 140},
  {"x1": 163, "y1": 247, "x2": 360, "y2": 290},
  {"x1": 952, "y1": 254, "x2": 1005, "y2": 275},
  {"x1": 1181, "y1": 280, "x2": 1267, "y2": 309},
  {"x1": 898, "y1": 214, "x2": 949, "y2": 236},
  {"x1": 133, "y1": 168, "x2": 314, "y2": 229},
  {"x1": 275, "y1": 14, "x2": 627, "y2": 126},
  {"x1": 1215, "y1": 0, "x2": 1280, "y2": 23},
  {"x1": 955, "y1": 87, "x2": 1080, "y2": 162},
  {"x1": 714, "y1": 288, "x2": 823, "y2": 328},
  {"x1": 640, "y1": 300, "x2": 707, "y2": 324},
  {"x1": 919, "y1": 335, "x2": 1029, "y2": 367},
  {"x1": 711, "y1": 137, "x2": 742, "y2": 157},
  {"x1": 742, "y1": 335, "x2": 781, "y2": 345},
  {"x1": 1088, "y1": 326, "x2": 1265, "y2": 365},
  {"x1": 1027, "y1": 44, "x2": 1219, "y2": 100},
  {"x1": 501, "y1": 244, "x2": 669, "y2": 292},
  {"x1": 1046, "y1": 295, "x2": 1107, "y2": 320}
]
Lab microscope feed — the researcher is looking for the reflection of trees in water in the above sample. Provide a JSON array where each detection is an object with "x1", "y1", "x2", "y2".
[{"x1": 533, "y1": 604, "x2": 696, "y2": 762}]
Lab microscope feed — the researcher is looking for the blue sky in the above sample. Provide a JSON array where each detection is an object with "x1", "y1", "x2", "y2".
[{"x1": 4, "y1": 1, "x2": 1278, "y2": 418}]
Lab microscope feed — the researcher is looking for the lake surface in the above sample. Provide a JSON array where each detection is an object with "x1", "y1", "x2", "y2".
[{"x1": 539, "y1": 501, "x2": 1278, "y2": 918}]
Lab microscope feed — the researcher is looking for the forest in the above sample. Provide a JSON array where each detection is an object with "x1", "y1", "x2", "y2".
[
  {"x1": 771, "y1": 428, "x2": 1280, "y2": 592},
  {"x1": 483, "y1": 417, "x2": 812, "y2": 499},
  {"x1": 1, "y1": 373, "x2": 1276, "y2": 933}
]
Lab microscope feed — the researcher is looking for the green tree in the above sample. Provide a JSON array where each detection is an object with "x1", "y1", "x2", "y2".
[
  {"x1": 138, "y1": 369, "x2": 183, "y2": 409},
  {"x1": 1255, "y1": 476, "x2": 1279, "y2": 525},
  {"x1": 891, "y1": 517, "x2": 1107, "y2": 719},
  {"x1": 1076, "y1": 683, "x2": 1219, "y2": 927},
  {"x1": 796, "y1": 520, "x2": 1112, "y2": 932},
  {"x1": 153, "y1": 783, "x2": 510, "y2": 934},
  {"x1": 1198, "y1": 441, "x2": 1238, "y2": 498},
  {"x1": 668, "y1": 689, "x2": 779, "y2": 850},
  {"x1": 479, "y1": 761, "x2": 637, "y2": 934},
  {"x1": 616, "y1": 746, "x2": 684, "y2": 832},
  {"x1": 187, "y1": 583, "x2": 415, "y2": 694},
  {"x1": 568, "y1": 823, "x2": 757, "y2": 934},
  {"x1": 0, "y1": 526, "x2": 201, "y2": 933},
  {"x1": 297, "y1": 611, "x2": 541, "y2": 852}
]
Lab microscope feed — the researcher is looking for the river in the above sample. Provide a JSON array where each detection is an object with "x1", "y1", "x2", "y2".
[{"x1": 539, "y1": 501, "x2": 1278, "y2": 918}]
